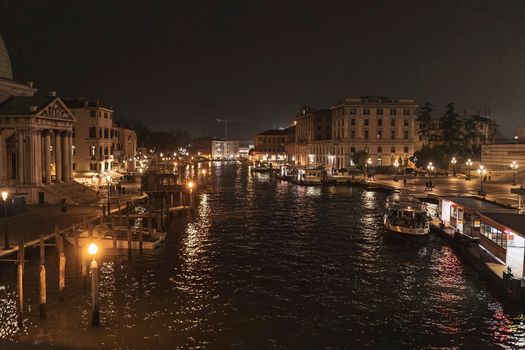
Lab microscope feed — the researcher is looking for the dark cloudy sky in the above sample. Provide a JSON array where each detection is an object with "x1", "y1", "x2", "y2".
[{"x1": 1, "y1": 0, "x2": 524, "y2": 139}]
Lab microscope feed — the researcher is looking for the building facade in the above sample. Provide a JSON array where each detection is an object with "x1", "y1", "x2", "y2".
[
  {"x1": 291, "y1": 97, "x2": 420, "y2": 169},
  {"x1": 211, "y1": 140, "x2": 240, "y2": 160},
  {"x1": 115, "y1": 124, "x2": 137, "y2": 172},
  {"x1": 253, "y1": 127, "x2": 295, "y2": 162},
  {"x1": 64, "y1": 99, "x2": 118, "y2": 183}
]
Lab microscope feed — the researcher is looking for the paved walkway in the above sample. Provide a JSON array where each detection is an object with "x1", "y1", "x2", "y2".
[
  {"x1": 0, "y1": 188, "x2": 147, "y2": 257},
  {"x1": 371, "y1": 173, "x2": 521, "y2": 208}
]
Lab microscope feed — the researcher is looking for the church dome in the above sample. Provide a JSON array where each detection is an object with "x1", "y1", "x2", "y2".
[{"x1": 0, "y1": 35, "x2": 13, "y2": 80}]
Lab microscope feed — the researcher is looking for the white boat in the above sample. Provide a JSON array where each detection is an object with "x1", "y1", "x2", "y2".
[
  {"x1": 66, "y1": 225, "x2": 166, "y2": 250},
  {"x1": 384, "y1": 192, "x2": 430, "y2": 235}
]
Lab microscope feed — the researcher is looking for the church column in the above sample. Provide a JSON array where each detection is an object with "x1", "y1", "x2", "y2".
[
  {"x1": 68, "y1": 132, "x2": 74, "y2": 181},
  {"x1": 0, "y1": 129, "x2": 4, "y2": 184},
  {"x1": 62, "y1": 132, "x2": 70, "y2": 182},
  {"x1": 34, "y1": 130, "x2": 42, "y2": 185},
  {"x1": 55, "y1": 132, "x2": 62, "y2": 182},
  {"x1": 44, "y1": 131, "x2": 52, "y2": 184},
  {"x1": 17, "y1": 130, "x2": 24, "y2": 185}
]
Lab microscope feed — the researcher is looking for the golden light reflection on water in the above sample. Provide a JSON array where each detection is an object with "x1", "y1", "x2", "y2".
[{"x1": 0, "y1": 285, "x2": 23, "y2": 340}]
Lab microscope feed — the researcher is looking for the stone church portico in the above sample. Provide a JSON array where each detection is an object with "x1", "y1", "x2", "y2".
[{"x1": 0, "y1": 93, "x2": 76, "y2": 202}]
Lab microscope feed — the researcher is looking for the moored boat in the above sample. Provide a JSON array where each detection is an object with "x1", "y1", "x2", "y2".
[{"x1": 384, "y1": 192, "x2": 430, "y2": 235}]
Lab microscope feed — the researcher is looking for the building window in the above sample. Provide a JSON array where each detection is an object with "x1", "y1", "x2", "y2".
[
  {"x1": 364, "y1": 130, "x2": 369, "y2": 139},
  {"x1": 350, "y1": 146, "x2": 355, "y2": 153},
  {"x1": 350, "y1": 108, "x2": 357, "y2": 115},
  {"x1": 364, "y1": 146, "x2": 369, "y2": 153},
  {"x1": 404, "y1": 119, "x2": 409, "y2": 126},
  {"x1": 390, "y1": 108, "x2": 397, "y2": 116},
  {"x1": 351, "y1": 130, "x2": 355, "y2": 139},
  {"x1": 88, "y1": 126, "x2": 97, "y2": 138},
  {"x1": 404, "y1": 131, "x2": 408, "y2": 139},
  {"x1": 351, "y1": 118, "x2": 356, "y2": 126},
  {"x1": 104, "y1": 146, "x2": 109, "y2": 155},
  {"x1": 377, "y1": 118, "x2": 382, "y2": 126},
  {"x1": 377, "y1": 131, "x2": 382, "y2": 139},
  {"x1": 90, "y1": 110, "x2": 96, "y2": 117},
  {"x1": 404, "y1": 146, "x2": 409, "y2": 153},
  {"x1": 391, "y1": 118, "x2": 396, "y2": 127},
  {"x1": 364, "y1": 119, "x2": 369, "y2": 126},
  {"x1": 378, "y1": 146, "x2": 383, "y2": 153},
  {"x1": 104, "y1": 128, "x2": 109, "y2": 138},
  {"x1": 480, "y1": 222, "x2": 506, "y2": 248},
  {"x1": 99, "y1": 128, "x2": 102, "y2": 138},
  {"x1": 403, "y1": 108, "x2": 410, "y2": 116},
  {"x1": 364, "y1": 107, "x2": 370, "y2": 115},
  {"x1": 90, "y1": 163, "x2": 97, "y2": 171},
  {"x1": 391, "y1": 130, "x2": 396, "y2": 139},
  {"x1": 377, "y1": 108, "x2": 383, "y2": 115},
  {"x1": 99, "y1": 147, "x2": 103, "y2": 156},
  {"x1": 391, "y1": 146, "x2": 396, "y2": 153}
]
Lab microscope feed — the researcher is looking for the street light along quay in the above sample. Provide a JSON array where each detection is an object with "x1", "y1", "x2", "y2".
[
  {"x1": 187, "y1": 180, "x2": 195, "y2": 210},
  {"x1": 450, "y1": 157, "x2": 457, "y2": 176},
  {"x1": 366, "y1": 158, "x2": 372, "y2": 180},
  {"x1": 393, "y1": 160, "x2": 399, "y2": 181},
  {"x1": 465, "y1": 159, "x2": 473, "y2": 180},
  {"x1": 2, "y1": 191, "x2": 9, "y2": 250},
  {"x1": 88, "y1": 242, "x2": 100, "y2": 326},
  {"x1": 478, "y1": 165, "x2": 487, "y2": 196},
  {"x1": 427, "y1": 162, "x2": 435, "y2": 191},
  {"x1": 511, "y1": 161, "x2": 519, "y2": 186}
]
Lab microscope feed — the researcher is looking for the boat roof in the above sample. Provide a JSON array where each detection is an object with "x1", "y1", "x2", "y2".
[{"x1": 389, "y1": 203, "x2": 427, "y2": 212}]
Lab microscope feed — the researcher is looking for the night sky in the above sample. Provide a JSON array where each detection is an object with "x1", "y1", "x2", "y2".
[{"x1": 1, "y1": 0, "x2": 524, "y2": 139}]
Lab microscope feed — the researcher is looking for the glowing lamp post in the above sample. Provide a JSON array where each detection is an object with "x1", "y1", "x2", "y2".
[
  {"x1": 367, "y1": 158, "x2": 372, "y2": 180},
  {"x1": 465, "y1": 159, "x2": 472, "y2": 180},
  {"x1": 88, "y1": 242, "x2": 100, "y2": 326},
  {"x1": 450, "y1": 157, "x2": 457, "y2": 176},
  {"x1": 2, "y1": 191, "x2": 9, "y2": 250},
  {"x1": 511, "y1": 161, "x2": 518, "y2": 186},
  {"x1": 187, "y1": 180, "x2": 195, "y2": 210},
  {"x1": 427, "y1": 162, "x2": 435, "y2": 190},
  {"x1": 393, "y1": 160, "x2": 399, "y2": 181},
  {"x1": 478, "y1": 165, "x2": 487, "y2": 195}
]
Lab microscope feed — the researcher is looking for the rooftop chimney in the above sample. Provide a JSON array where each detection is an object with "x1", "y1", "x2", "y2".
[
  {"x1": 29, "y1": 105, "x2": 37, "y2": 113},
  {"x1": 48, "y1": 91, "x2": 56, "y2": 97}
]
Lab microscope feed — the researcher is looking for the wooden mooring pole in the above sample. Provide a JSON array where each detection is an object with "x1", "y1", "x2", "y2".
[
  {"x1": 17, "y1": 244, "x2": 24, "y2": 325},
  {"x1": 39, "y1": 235, "x2": 46, "y2": 319},
  {"x1": 90, "y1": 258, "x2": 100, "y2": 326}
]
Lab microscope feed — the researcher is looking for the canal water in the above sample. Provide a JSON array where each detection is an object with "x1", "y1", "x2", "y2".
[{"x1": 1, "y1": 163, "x2": 525, "y2": 349}]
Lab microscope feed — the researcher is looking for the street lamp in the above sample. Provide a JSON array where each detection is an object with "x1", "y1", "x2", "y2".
[
  {"x1": 450, "y1": 157, "x2": 457, "y2": 176},
  {"x1": 465, "y1": 159, "x2": 473, "y2": 180},
  {"x1": 2, "y1": 191, "x2": 9, "y2": 250},
  {"x1": 477, "y1": 165, "x2": 487, "y2": 195},
  {"x1": 367, "y1": 158, "x2": 372, "y2": 180},
  {"x1": 187, "y1": 180, "x2": 194, "y2": 209},
  {"x1": 393, "y1": 160, "x2": 400, "y2": 181},
  {"x1": 511, "y1": 161, "x2": 519, "y2": 186},
  {"x1": 427, "y1": 162, "x2": 435, "y2": 190},
  {"x1": 88, "y1": 242, "x2": 100, "y2": 326}
]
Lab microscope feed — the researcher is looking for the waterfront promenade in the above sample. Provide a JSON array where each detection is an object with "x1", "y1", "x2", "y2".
[
  {"x1": 371, "y1": 172, "x2": 521, "y2": 208},
  {"x1": 0, "y1": 183, "x2": 144, "y2": 257}
]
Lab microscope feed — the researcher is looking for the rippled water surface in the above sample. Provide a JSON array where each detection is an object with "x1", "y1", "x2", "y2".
[{"x1": 1, "y1": 163, "x2": 525, "y2": 349}]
